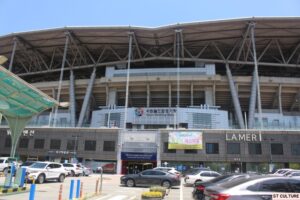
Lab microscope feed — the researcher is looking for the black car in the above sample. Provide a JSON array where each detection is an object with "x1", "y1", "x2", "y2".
[
  {"x1": 204, "y1": 176, "x2": 300, "y2": 200},
  {"x1": 120, "y1": 169, "x2": 181, "y2": 188},
  {"x1": 192, "y1": 174, "x2": 254, "y2": 200}
]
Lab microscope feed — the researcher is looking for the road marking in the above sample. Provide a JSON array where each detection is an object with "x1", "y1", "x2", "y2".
[
  {"x1": 180, "y1": 178, "x2": 183, "y2": 200},
  {"x1": 107, "y1": 195, "x2": 128, "y2": 200},
  {"x1": 95, "y1": 194, "x2": 113, "y2": 200}
]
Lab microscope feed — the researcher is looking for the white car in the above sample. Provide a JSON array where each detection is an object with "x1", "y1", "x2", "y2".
[
  {"x1": 153, "y1": 167, "x2": 181, "y2": 176},
  {"x1": 27, "y1": 162, "x2": 66, "y2": 184},
  {"x1": 63, "y1": 163, "x2": 83, "y2": 176},
  {"x1": 184, "y1": 170, "x2": 221, "y2": 185},
  {"x1": 273, "y1": 168, "x2": 294, "y2": 176},
  {"x1": 0, "y1": 157, "x2": 18, "y2": 174}
]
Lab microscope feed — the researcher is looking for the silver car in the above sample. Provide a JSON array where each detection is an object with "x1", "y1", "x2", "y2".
[{"x1": 204, "y1": 176, "x2": 300, "y2": 200}]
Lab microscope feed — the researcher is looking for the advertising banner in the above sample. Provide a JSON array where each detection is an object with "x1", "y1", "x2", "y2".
[{"x1": 168, "y1": 131, "x2": 203, "y2": 149}]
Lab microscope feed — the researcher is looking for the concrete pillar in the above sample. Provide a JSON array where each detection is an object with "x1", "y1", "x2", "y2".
[
  {"x1": 69, "y1": 70, "x2": 76, "y2": 127},
  {"x1": 147, "y1": 84, "x2": 150, "y2": 107},
  {"x1": 190, "y1": 83, "x2": 194, "y2": 106},
  {"x1": 108, "y1": 89, "x2": 117, "y2": 107},
  {"x1": 279, "y1": 85, "x2": 282, "y2": 114},
  {"x1": 205, "y1": 87, "x2": 214, "y2": 106},
  {"x1": 168, "y1": 83, "x2": 172, "y2": 107}
]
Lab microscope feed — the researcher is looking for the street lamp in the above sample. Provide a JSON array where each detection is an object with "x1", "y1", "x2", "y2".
[
  {"x1": 71, "y1": 135, "x2": 81, "y2": 163},
  {"x1": 263, "y1": 137, "x2": 274, "y2": 173}
]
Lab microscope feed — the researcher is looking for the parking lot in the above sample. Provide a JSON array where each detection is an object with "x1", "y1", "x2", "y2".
[{"x1": 0, "y1": 174, "x2": 194, "y2": 200}]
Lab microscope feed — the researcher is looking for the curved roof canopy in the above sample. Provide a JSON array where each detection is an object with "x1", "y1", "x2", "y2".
[
  {"x1": 0, "y1": 65, "x2": 58, "y2": 118},
  {"x1": 0, "y1": 17, "x2": 300, "y2": 78}
]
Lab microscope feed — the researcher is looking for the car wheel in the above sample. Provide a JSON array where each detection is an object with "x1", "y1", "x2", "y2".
[
  {"x1": 37, "y1": 174, "x2": 45, "y2": 184},
  {"x1": 126, "y1": 179, "x2": 135, "y2": 187},
  {"x1": 70, "y1": 170, "x2": 75, "y2": 177},
  {"x1": 3, "y1": 168, "x2": 8, "y2": 175},
  {"x1": 162, "y1": 180, "x2": 171, "y2": 188},
  {"x1": 58, "y1": 174, "x2": 65, "y2": 182}
]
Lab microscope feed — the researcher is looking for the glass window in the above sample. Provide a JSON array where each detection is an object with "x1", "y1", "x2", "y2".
[
  {"x1": 34, "y1": 139, "x2": 45, "y2": 149},
  {"x1": 66, "y1": 140, "x2": 78, "y2": 151},
  {"x1": 259, "y1": 179, "x2": 290, "y2": 192},
  {"x1": 201, "y1": 172, "x2": 211, "y2": 176},
  {"x1": 184, "y1": 149, "x2": 197, "y2": 154},
  {"x1": 163, "y1": 142, "x2": 176, "y2": 153},
  {"x1": 19, "y1": 138, "x2": 29, "y2": 148},
  {"x1": 50, "y1": 139, "x2": 61, "y2": 150},
  {"x1": 5, "y1": 137, "x2": 11, "y2": 148},
  {"x1": 84, "y1": 140, "x2": 96, "y2": 151},
  {"x1": 153, "y1": 171, "x2": 165, "y2": 176},
  {"x1": 248, "y1": 143, "x2": 262, "y2": 155},
  {"x1": 141, "y1": 171, "x2": 154, "y2": 175},
  {"x1": 291, "y1": 144, "x2": 300, "y2": 155},
  {"x1": 227, "y1": 143, "x2": 240, "y2": 154},
  {"x1": 206, "y1": 143, "x2": 219, "y2": 154},
  {"x1": 210, "y1": 172, "x2": 220, "y2": 177},
  {"x1": 263, "y1": 118, "x2": 268, "y2": 128},
  {"x1": 271, "y1": 143, "x2": 283, "y2": 155},
  {"x1": 103, "y1": 141, "x2": 115, "y2": 152}
]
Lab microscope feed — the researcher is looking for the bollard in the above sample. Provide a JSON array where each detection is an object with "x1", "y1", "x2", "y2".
[
  {"x1": 80, "y1": 182, "x2": 83, "y2": 198},
  {"x1": 58, "y1": 184, "x2": 63, "y2": 200},
  {"x1": 95, "y1": 178, "x2": 99, "y2": 195},
  {"x1": 29, "y1": 183, "x2": 36, "y2": 200},
  {"x1": 69, "y1": 180, "x2": 74, "y2": 200},
  {"x1": 76, "y1": 179, "x2": 80, "y2": 199},
  {"x1": 99, "y1": 170, "x2": 103, "y2": 194}
]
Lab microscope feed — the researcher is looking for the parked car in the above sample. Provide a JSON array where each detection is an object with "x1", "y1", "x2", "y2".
[
  {"x1": 204, "y1": 176, "x2": 300, "y2": 200},
  {"x1": 26, "y1": 162, "x2": 66, "y2": 184},
  {"x1": 153, "y1": 167, "x2": 181, "y2": 176},
  {"x1": 284, "y1": 170, "x2": 300, "y2": 177},
  {"x1": 273, "y1": 168, "x2": 293, "y2": 175},
  {"x1": 81, "y1": 165, "x2": 93, "y2": 176},
  {"x1": 63, "y1": 163, "x2": 83, "y2": 176},
  {"x1": 185, "y1": 170, "x2": 221, "y2": 185},
  {"x1": 192, "y1": 174, "x2": 254, "y2": 200},
  {"x1": 0, "y1": 157, "x2": 18, "y2": 175},
  {"x1": 20, "y1": 161, "x2": 36, "y2": 172},
  {"x1": 120, "y1": 169, "x2": 181, "y2": 188},
  {"x1": 182, "y1": 167, "x2": 211, "y2": 177}
]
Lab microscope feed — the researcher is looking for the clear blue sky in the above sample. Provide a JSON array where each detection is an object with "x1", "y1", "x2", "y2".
[{"x1": 0, "y1": 0, "x2": 299, "y2": 36}]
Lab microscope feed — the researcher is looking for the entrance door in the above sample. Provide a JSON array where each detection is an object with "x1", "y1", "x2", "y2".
[{"x1": 230, "y1": 162, "x2": 242, "y2": 173}]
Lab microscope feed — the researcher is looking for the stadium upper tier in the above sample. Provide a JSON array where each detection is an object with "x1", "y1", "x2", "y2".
[{"x1": 0, "y1": 17, "x2": 300, "y2": 129}]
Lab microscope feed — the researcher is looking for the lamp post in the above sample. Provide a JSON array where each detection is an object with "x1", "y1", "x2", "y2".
[
  {"x1": 263, "y1": 137, "x2": 274, "y2": 173},
  {"x1": 72, "y1": 135, "x2": 80, "y2": 163}
]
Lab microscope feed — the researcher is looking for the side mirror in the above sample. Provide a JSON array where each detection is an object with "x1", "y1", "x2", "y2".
[{"x1": 46, "y1": 167, "x2": 50, "y2": 170}]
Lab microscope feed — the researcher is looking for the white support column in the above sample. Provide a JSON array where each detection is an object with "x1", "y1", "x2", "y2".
[
  {"x1": 190, "y1": 83, "x2": 194, "y2": 106},
  {"x1": 53, "y1": 33, "x2": 69, "y2": 127},
  {"x1": 8, "y1": 38, "x2": 18, "y2": 72},
  {"x1": 108, "y1": 89, "x2": 117, "y2": 107},
  {"x1": 168, "y1": 83, "x2": 172, "y2": 107},
  {"x1": 250, "y1": 23, "x2": 263, "y2": 129},
  {"x1": 147, "y1": 84, "x2": 150, "y2": 107},
  {"x1": 213, "y1": 82, "x2": 216, "y2": 106},
  {"x1": 205, "y1": 87, "x2": 214, "y2": 106},
  {"x1": 69, "y1": 70, "x2": 76, "y2": 127},
  {"x1": 117, "y1": 33, "x2": 133, "y2": 174},
  {"x1": 279, "y1": 84, "x2": 282, "y2": 114}
]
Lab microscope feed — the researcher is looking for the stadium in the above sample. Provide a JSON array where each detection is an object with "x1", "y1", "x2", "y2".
[{"x1": 0, "y1": 17, "x2": 300, "y2": 174}]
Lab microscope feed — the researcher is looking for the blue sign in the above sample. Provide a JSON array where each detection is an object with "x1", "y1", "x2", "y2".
[{"x1": 121, "y1": 152, "x2": 157, "y2": 161}]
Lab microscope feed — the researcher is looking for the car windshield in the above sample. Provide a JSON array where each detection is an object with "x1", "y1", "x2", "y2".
[
  {"x1": 30, "y1": 162, "x2": 47, "y2": 169},
  {"x1": 22, "y1": 162, "x2": 34, "y2": 166}
]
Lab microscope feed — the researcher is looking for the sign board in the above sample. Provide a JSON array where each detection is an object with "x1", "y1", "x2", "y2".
[
  {"x1": 121, "y1": 152, "x2": 157, "y2": 161},
  {"x1": 168, "y1": 131, "x2": 203, "y2": 149},
  {"x1": 135, "y1": 108, "x2": 176, "y2": 117},
  {"x1": 123, "y1": 133, "x2": 156, "y2": 143},
  {"x1": 225, "y1": 132, "x2": 261, "y2": 142}
]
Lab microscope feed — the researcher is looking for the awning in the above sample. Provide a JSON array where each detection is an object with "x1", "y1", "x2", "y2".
[{"x1": 0, "y1": 65, "x2": 58, "y2": 157}]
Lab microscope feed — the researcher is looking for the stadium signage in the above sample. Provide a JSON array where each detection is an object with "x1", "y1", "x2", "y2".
[
  {"x1": 225, "y1": 132, "x2": 261, "y2": 142},
  {"x1": 121, "y1": 152, "x2": 157, "y2": 161},
  {"x1": 168, "y1": 131, "x2": 203, "y2": 149},
  {"x1": 135, "y1": 107, "x2": 176, "y2": 117},
  {"x1": 7, "y1": 129, "x2": 35, "y2": 136}
]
